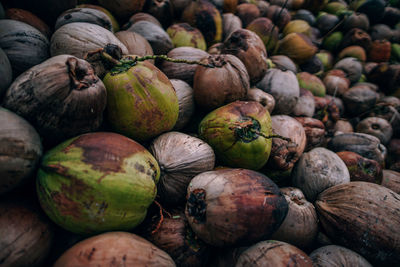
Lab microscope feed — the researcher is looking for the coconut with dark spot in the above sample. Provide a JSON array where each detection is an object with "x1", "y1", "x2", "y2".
[
  {"x1": 185, "y1": 168, "x2": 288, "y2": 247},
  {"x1": 103, "y1": 57, "x2": 178, "y2": 142},
  {"x1": 198, "y1": 101, "x2": 273, "y2": 170},
  {"x1": 167, "y1": 23, "x2": 206, "y2": 50},
  {"x1": 36, "y1": 132, "x2": 160, "y2": 235},
  {"x1": 336, "y1": 151, "x2": 382, "y2": 183}
]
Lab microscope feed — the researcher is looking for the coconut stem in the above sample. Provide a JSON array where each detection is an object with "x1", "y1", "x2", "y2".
[{"x1": 151, "y1": 200, "x2": 171, "y2": 234}]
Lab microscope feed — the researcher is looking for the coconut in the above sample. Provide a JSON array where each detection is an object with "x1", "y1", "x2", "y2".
[
  {"x1": 222, "y1": 29, "x2": 268, "y2": 84},
  {"x1": 236, "y1": 3, "x2": 260, "y2": 27},
  {"x1": 246, "y1": 88, "x2": 275, "y2": 114},
  {"x1": 292, "y1": 147, "x2": 350, "y2": 201},
  {"x1": 270, "y1": 55, "x2": 297, "y2": 73},
  {"x1": 267, "y1": 115, "x2": 306, "y2": 171},
  {"x1": 76, "y1": 4, "x2": 120, "y2": 32},
  {"x1": 342, "y1": 86, "x2": 379, "y2": 116},
  {"x1": 222, "y1": 13, "x2": 242, "y2": 41},
  {"x1": 185, "y1": 168, "x2": 288, "y2": 247},
  {"x1": 246, "y1": 17, "x2": 279, "y2": 52},
  {"x1": 0, "y1": 19, "x2": 49, "y2": 75},
  {"x1": 123, "y1": 12, "x2": 162, "y2": 29},
  {"x1": 342, "y1": 12, "x2": 370, "y2": 32},
  {"x1": 294, "y1": 117, "x2": 325, "y2": 151},
  {"x1": 97, "y1": 0, "x2": 146, "y2": 21},
  {"x1": 356, "y1": 117, "x2": 393, "y2": 145},
  {"x1": 160, "y1": 47, "x2": 209, "y2": 85},
  {"x1": 277, "y1": 33, "x2": 317, "y2": 64},
  {"x1": 292, "y1": 88, "x2": 316, "y2": 118},
  {"x1": 265, "y1": 5, "x2": 291, "y2": 29},
  {"x1": 193, "y1": 54, "x2": 250, "y2": 111},
  {"x1": 103, "y1": 58, "x2": 178, "y2": 142},
  {"x1": 54, "y1": 232, "x2": 175, "y2": 266},
  {"x1": 315, "y1": 182, "x2": 400, "y2": 265},
  {"x1": 236, "y1": 240, "x2": 313, "y2": 267},
  {"x1": 127, "y1": 21, "x2": 173, "y2": 55},
  {"x1": 328, "y1": 133, "x2": 387, "y2": 166},
  {"x1": 368, "y1": 39, "x2": 392, "y2": 62},
  {"x1": 1, "y1": 55, "x2": 107, "y2": 144},
  {"x1": 146, "y1": 210, "x2": 210, "y2": 266},
  {"x1": 0, "y1": 201, "x2": 54, "y2": 267},
  {"x1": 336, "y1": 151, "x2": 382, "y2": 183},
  {"x1": 115, "y1": 31, "x2": 154, "y2": 57},
  {"x1": 338, "y1": 45, "x2": 367, "y2": 62},
  {"x1": 149, "y1": 132, "x2": 215, "y2": 205},
  {"x1": 170, "y1": 79, "x2": 195, "y2": 130},
  {"x1": 283, "y1": 19, "x2": 312, "y2": 37},
  {"x1": 37, "y1": 132, "x2": 160, "y2": 235},
  {"x1": 181, "y1": 0, "x2": 223, "y2": 45},
  {"x1": 0, "y1": 47, "x2": 12, "y2": 97},
  {"x1": 310, "y1": 245, "x2": 373, "y2": 267},
  {"x1": 271, "y1": 187, "x2": 318, "y2": 249},
  {"x1": 381, "y1": 169, "x2": 400, "y2": 194},
  {"x1": 297, "y1": 72, "x2": 326, "y2": 97},
  {"x1": 199, "y1": 101, "x2": 273, "y2": 170},
  {"x1": 54, "y1": 7, "x2": 113, "y2": 31},
  {"x1": 0, "y1": 108, "x2": 42, "y2": 195},
  {"x1": 5, "y1": 8, "x2": 51, "y2": 38},
  {"x1": 257, "y1": 68, "x2": 300, "y2": 115},
  {"x1": 143, "y1": 0, "x2": 174, "y2": 28},
  {"x1": 167, "y1": 23, "x2": 206, "y2": 50},
  {"x1": 51, "y1": 22, "x2": 128, "y2": 59}
]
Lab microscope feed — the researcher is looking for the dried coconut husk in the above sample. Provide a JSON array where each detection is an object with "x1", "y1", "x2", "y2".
[
  {"x1": 310, "y1": 245, "x2": 373, "y2": 267},
  {"x1": 160, "y1": 47, "x2": 209, "y2": 85},
  {"x1": 236, "y1": 240, "x2": 313, "y2": 267},
  {"x1": 223, "y1": 29, "x2": 268, "y2": 84},
  {"x1": 222, "y1": 13, "x2": 242, "y2": 41},
  {"x1": 271, "y1": 187, "x2": 318, "y2": 249},
  {"x1": 54, "y1": 7, "x2": 113, "y2": 31},
  {"x1": 171, "y1": 79, "x2": 195, "y2": 130},
  {"x1": 1, "y1": 55, "x2": 107, "y2": 144},
  {"x1": 315, "y1": 182, "x2": 400, "y2": 266},
  {"x1": 294, "y1": 117, "x2": 325, "y2": 151},
  {"x1": 53, "y1": 232, "x2": 175, "y2": 267},
  {"x1": 115, "y1": 31, "x2": 154, "y2": 58},
  {"x1": 193, "y1": 54, "x2": 250, "y2": 111},
  {"x1": 0, "y1": 19, "x2": 49, "y2": 75},
  {"x1": 149, "y1": 131, "x2": 215, "y2": 205},
  {"x1": 0, "y1": 47, "x2": 12, "y2": 97}
]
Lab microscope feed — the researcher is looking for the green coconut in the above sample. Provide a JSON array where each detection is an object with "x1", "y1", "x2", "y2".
[
  {"x1": 103, "y1": 57, "x2": 179, "y2": 142},
  {"x1": 167, "y1": 23, "x2": 207, "y2": 50},
  {"x1": 36, "y1": 132, "x2": 160, "y2": 235},
  {"x1": 322, "y1": 31, "x2": 343, "y2": 52},
  {"x1": 199, "y1": 101, "x2": 273, "y2": 170},
  {"x1": 297, "y1": 72, "x2": 326, "y2": 97}
]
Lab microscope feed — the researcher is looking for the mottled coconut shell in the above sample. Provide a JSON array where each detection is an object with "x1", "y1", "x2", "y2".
[
  {"x1": 294, "y1": 117, "x2": 325, "y2": 151},
  {"x1": 115, "y1": 31, "x2": 154, "y2": 57},
  {"x1": 271, "y1": 187, "x2": 318, "y2": 249},
  {"x1": 222, "y1": 13, "x2": 242, "y2": 41},
  {"x1": 54, "y1": 232, "x2": 175, "y2": 267},
  {"x1": 127, "y1": 21, "x2": 173, "y2": 55},
  {"x1": 0, "y1": 201, "x2": 54, "y2": 267},
  {"x1": 257, "y1": 68, "x2": 300, "y2": 115},
  {"x1": 292, "y1": 147, "x2": 350, "y2": 201},
  {"x1": 315, "y1": 182, "x2": 400, "y2": 265},
  {"x1": 185, "y1": 168, "x2": 288, "y2": 247},
  {"x1": 51, "y1": 22, "x2": 128, "y2": 59},
  {"x1": 236, "y1": 240, "x2": 313, "y2": 267},
  {"x1": 277, "y1": 33, "x2": 317, "y2": 64},
  {"x1": 328, "y1": 132, "x2": 387, "y2": 166},
  {"x1": 356, "y1": 117, "x2": 393, "y2": 145},
  {"x1": 1, "y1": 55, "x2": 107, "y2": 143},
  {"x1": 193, "y1": 54, "x2": 250, "y2": 111},
  {"x1": 55, "y1": 7, "x2": 113, "y2": 31},
  {"x1": 223, "y1": 29, "x2": 268, "y2": 84},
  {"x1": 160, "y1": 47, "x2": 209, "y2": 85},
  {"x1": 0, "y1": 47, "x2": 12, "y2": 97},
  {"x1": 170, "y1": 79, "x2": 195, "y2": 130},
  {"x1": 150, "y1": 132, "x2": 215, "y2": 205},
  {"x1": 0, "y1": 108, "x2": 42, "y2": 195},
  {"x1": 310, "y1": 245, "x2": 373, "y2": 267},
  {"x1": 0, "y1": 19, "x2": 49, "y2": 75}
]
